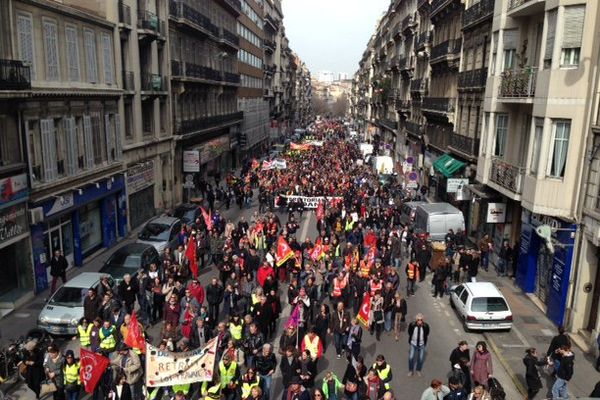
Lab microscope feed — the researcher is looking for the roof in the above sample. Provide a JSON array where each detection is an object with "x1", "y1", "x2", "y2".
[
  {"x1": 463, "y1": 282, "x2": 503, "y2": 297},
  {"x1": 148, "y1": 216, "x2": 180, "y2": 225},
  {"x1": 64, "y1": 273, "x2": 106, "y2": 289},
  {"x1": 112, "y1": 243, "x2": 154, "y2": 255},
  {"x1": 417, "y1": 202, "x2": 461, "y2": 215},
  {"x1": 404, "y1": 201, "x2": 426, "y2": 208}
]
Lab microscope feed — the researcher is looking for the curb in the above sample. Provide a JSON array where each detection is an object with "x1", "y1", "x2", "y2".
[{"x1": 484, "y1": 331, "x2": 528, "y2": 396}]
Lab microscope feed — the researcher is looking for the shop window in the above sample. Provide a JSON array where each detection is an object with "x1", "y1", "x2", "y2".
[{"x1": 79, "y1": 203, "x2": 102, "y2": 255}]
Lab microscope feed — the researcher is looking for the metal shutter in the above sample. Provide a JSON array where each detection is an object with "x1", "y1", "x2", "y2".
[
  {"x1": 64, "y1": 117, "x2": 78, "y2": 175},
  {"x1": 101, "y1": 33, "x2": 114, "y2": 84},
  {"x1": 545, "y1": 9, "x2": 558, "y2": 61},
  {"x1": 43, "y1": 20, "x2": 60, "y2": 80},
  {"x1": 40, "y1": 119, "x2": 58, "y2": 181},
  {"x1": 104, "y1": 114, "x2": 114, "y2": 162},
  {"x1": 114, "y1": 114, "x2": 123, "y2": 161},
  {"x1": 66, "y1": 26, "x2": 80, "y2": 82},
  {"x1": 17, "y1": 14, "x2": 35, "y2": 80},
  {"x1": 84, "y1": 30, "x2": 98, "y2": 83},
  {"x1": 563, "y1": 5, "x2": 585, "y2": 49},
  {"x1": 83, "y1": 115, "x2": 95, "y2": 169}
]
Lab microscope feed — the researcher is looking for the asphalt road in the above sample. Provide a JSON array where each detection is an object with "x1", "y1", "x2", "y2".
[{"x1": 1, "y1": 196, "x2": 521, "y2": 399}]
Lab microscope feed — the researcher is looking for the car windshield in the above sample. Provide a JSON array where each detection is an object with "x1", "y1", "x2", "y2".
[
  {"x1": 107, "y1": 252, "x2": 141, "y2": 268},
  {"x1": 471, "y1": 297, "x2": 509, "y2": 312},
  {"x1": 139, "y1": 223, "x2": 170, "y2": 241},
  {"x1": 50, "y1": 287, "x2": 86, "y2": 307}
]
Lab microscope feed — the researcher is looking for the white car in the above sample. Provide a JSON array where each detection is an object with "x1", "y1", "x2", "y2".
[
  {"x1": 137, "y1": 216, "x2": 182, "y2": 252},
  {"x1": 449, "y1": 282, "x2": 513, "y2": 331}
]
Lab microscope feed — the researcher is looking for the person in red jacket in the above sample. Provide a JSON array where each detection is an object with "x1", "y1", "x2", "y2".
[
  {"x1": 364, "y1": 228, "x2": 378, "y2": 253},
  {"x1": 257, "y1": 262, "x2": 275, "y2": 288},
  {"x1": 188, "y1": 278, "x2": 205, "y2": 305}
]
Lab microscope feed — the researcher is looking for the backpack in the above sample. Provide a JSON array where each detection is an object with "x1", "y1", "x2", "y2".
[{"x1": 487, "y1": 377, "x2": 506, "y2": 400}]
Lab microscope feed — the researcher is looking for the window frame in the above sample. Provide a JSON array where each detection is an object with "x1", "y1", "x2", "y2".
[
  {"x1": 494, "y1": 114, "x2": 509, "y2": 158},
  {"x1": 42, "y1": 18, "x2": 60, "y2": 81},
  {"x1": 65, "y1": 24, "x2": 81, "y2": 82},
  {"x1": 547, "y1": 120, "x2": 571, "y2": 179}
]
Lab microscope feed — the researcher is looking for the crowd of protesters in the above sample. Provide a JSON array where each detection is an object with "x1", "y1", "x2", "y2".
[{"x1": 23, "y1": 120, "x2": 594, "y2": 400}]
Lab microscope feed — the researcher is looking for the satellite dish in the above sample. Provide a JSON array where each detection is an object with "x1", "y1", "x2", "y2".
[{"x1": 535, "y1": 224, "x2": 555, "y2": 253}]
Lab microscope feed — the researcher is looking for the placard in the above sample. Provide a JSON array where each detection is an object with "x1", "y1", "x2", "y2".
[
  {"x1": 486, "y1": 203, "x2": 507, "y2": 223},
  {"x1": 447, "y1": 178, "x2": 469, "y2": 193},
  {"x1": 127, "y1": 161, "x2": 155, "y2": 194},
  {"x1": 183, "y1": 151, "x2": 200, "y2": 173}
]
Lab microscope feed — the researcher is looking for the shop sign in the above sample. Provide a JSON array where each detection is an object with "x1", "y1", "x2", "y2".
[
  {"x1": 127, "y1": 161, "x2": 155, "y2": 194},
  {"x1": 199, "y1": 136, "x2": 229, "y2": 163},
  {"x1": 47, "y1": 193, "x2": 74, "y2": 217},
  {"x1": 183, "y1": 151, "x2": 200, "y2": 173},
  {"x1": 0, "y1": 174, "x2": 28, "y2": 206},
  {"x1": 530, "y1": 212, "x2": 562, "y2": 231},
  {"x1": 486, "y1": 203, "x2": 507, "y2": 223},
  {"x1": 0, "y1": 203, "x2": 28, "y2": 242},
  {"x1": 447, "y1": 178, "x2": 469, "y2": 193}
]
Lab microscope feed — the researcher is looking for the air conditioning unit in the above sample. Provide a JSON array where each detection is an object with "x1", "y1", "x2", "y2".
[{"x1": 29, "y1": 207, "x2": 44, "y2": 225}]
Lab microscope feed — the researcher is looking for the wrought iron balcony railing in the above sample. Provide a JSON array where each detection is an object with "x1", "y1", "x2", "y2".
[
  {"x1": 430, "y1": 38, "x2": 462, "y2": 61},
  {"x1": 458, "y1": 67, "x2": 488, "y2": 90},
  {"x1": 406, "y1": 121, "x2": 422, "y2": 138},
  {"x1": 138, "y1": 9, "x2": 163, "y2": 34},
  {"x1": 222, "y1": 29, "x2": 239, "y2": 47},
  {"x1": 500, "y1": 68, "x2": 537, "y2": 98},
  {"x1": 0, "y1": 59, "x2": 31, "y2": 90},
  {"x1": 508, "y1": 0, "x2": 533, "y2": 11},
  {"x1": 462, "y1": 0, "x2": 494, "y2": 28},
  {"x1": 223, "y1": 72, "x2": 241, "y2": 84},
  {"x1": 450, "y1": 132, "x2": 480, "y2": 157},
  {"x1": 178, "y1": 111, "x2": 244, "y2": 135},
  {"x1": 118, "y1": 1, "x2": 131, "y2": 26},
  {"x1": 489, "y1": 157, "x2": 525, "y2": 194},
  {"x1": 410, "y1": 78, "x2": 427, "y2": 93},
  {"x1": 141, "y1": 72, "x2": 165, "y2": 91},
  {"x1": 170, "y1": 1, "x2": 219, "y2": 37},
  {"x1": 422, "y1": 97, "x2": 454, "y2": 113},
  {"x1": 416, "y1": 31, "x2": 431, "y2": 50}
]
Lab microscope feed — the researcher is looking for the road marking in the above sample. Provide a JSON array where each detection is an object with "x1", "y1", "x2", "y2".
[
  {"x1": 453, "y1": 328, "x2": 460, "y2": 334},
  {"x1": 300, "y1": 212, "x2": 312, "y2": 240},
  {"x1": 501, "y1": 344, "x2": 529, "y2": 348},
  {"x1": 512, "y1": 324, "x2": 531, "y2": 347},
  {"x1": 541, "y1": 328, "x2": 554, "y2": 336},
  {"x1": 444, "y1": 311, "x2": 451, "y2": 317}
]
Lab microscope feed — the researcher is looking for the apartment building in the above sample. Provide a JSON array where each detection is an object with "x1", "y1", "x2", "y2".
[{"x1": 169, "y1": 0, "x2": 243, "y2": 201}]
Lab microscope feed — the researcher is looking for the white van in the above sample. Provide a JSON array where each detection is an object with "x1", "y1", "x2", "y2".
[
  {"x1": 414, "y1": 202, "x2": 465, "y2": 241},
  {"x1": 373, "y1": 156, "x2": 394, "y2": 175},
  {"x1": 450, "y1": 282, "x2": 513, "y2": 331}
]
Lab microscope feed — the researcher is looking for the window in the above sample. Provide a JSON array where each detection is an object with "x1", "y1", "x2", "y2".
[
  {"x1": 17, "y1": 13, "x2": 35, "y2": 80},
  {"x1": 548, "y1": 121, "x2": 570, "y2": 178},
  {"x1": 561, "y1": 5, "x2": 585, "y2": 68},
  {"x1": 101, "y1": 33, "x2": 114, "y2": 84},
  {"x1": 114, "y1": 114, "x2": 122, "y2": 160},
  {"x1": 63, "y1": 117, "x2": 78, "y2": 175},
  {"x1": 40, "y1": 119, "x2": 58, "y2": 182},
  {"x1": 544, "y1": 9, "x2": 558, "y2": 68},
  {"x1": 43, "y1": 20, "x2": 60, "y2": 81},
  {"x1": 503, "y1": 49, "x2": 516, "y2": 71},
  {"x1": 530, "y1": 119, "x2": 543, "y2": 175},
  {"x1": 65, "y1": 26, "x2": 80, "y2": 82},
  {"x1": 124, "y1": 101, "x2": 133, "y2": 138},
  {"x1": 494, "y1": 114, "x2": 508, "y2": 157},
  {"x1": 84, "y1": 29, "x2": 98, "y2": 83},
  {"x1": 502, "y1": 30, "x2": 517, "y2": 71},
  {"x1": 82, "y1": 115, "x2": 94, "y2": 169},
  {"x1": 491, "y1": 32, "x2": 498, "y2": 75},
  {"x1": 104, "y1": 114, "x2": 114, "y2": 162},
  {"x1": 90, "y1": 112, "x2": 104, "y2": 164}
]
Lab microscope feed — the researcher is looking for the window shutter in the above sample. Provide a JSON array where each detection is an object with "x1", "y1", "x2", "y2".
[
  {"x1": 563, "y1": 5, "x2": 585, "y2": 49},
  {"x1": 104, "y1": 114, "x2": 114, "y2": 162},
  {"x1": 545, "y1": 9, "x2": 558, "y2": 61},
  {"x1": 43, "y1": 21, "x2": 59, "y2": 81},
  {"x1": 84, "y1": 30, "x2": 98, "y2": 83},
  {"x1": 503, "y1": 29, "x2": 518, "y2": 50},
  {"x1": 17, "y1": 14, "x2": 35, "y2": 80},
  {"x1": 114, "y1": 114, "x2": 123, "y2": 161},
  {"x1": 63, "y1": 117, "x2": 77, "y2": 175},
  {"x1": 66, "y1": 26, "x2": 80, "y2": 82},
  {"x1": 40, "y1": 119, "x2": 58, "y2": 181},
  {"x1": 101, "y1": 33, "x2": 114, "y2": 84},
  {"x1": 83, "y1": 115, "x2": 95, "y2": 169}
]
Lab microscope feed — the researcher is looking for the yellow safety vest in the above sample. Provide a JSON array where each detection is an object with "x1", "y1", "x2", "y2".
[
  {"x1": 64, "y1": 362, "x2": 81, "y2": 385},
  {"x1": 99, "y1": 326, "x2": 116, "y2": 350},
  {"x1": 241, "y1": 376, "x2": 261, "y2": 399},
  {"x1": 229, "y1": 322, "x2": 243, "y2": 341},
  {"x1": 250, "y1": 294, "x2": 260, "y2": 312},
  {"x1": 77, "y1": 324, "x2": 93, "y2": 347},
  {"x1": 173, "y1": 383, "x2": 191, "y2": 395},
  {"x1": 345, "y1": 220, "x2": 354, "y2": 232},
  {"x1": 202, "y1": 382, "x2": 222, "y2": 400},
  {"x1": 372, "y1": 363, "x2": 391, "y2": 389},
  {"x1": 218, "y1": 361, "x2": 238, "y2": 388},
  {"x1": 303, "y1": 336, "x2": 320, "y2": 359}
]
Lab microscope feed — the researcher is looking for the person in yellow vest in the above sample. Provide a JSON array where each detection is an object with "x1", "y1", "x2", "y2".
[
  {"x1": 63, "y1": 349, "x2": 81, "y2": 400},
  {"x1": 201, "y1": 376, "x2": 223, "y2": 400},
  {"x1": 300, "y1": 328, "x2": 323, "y2": 364},
  {"x1": 99, "y1": 320, "x2": 117, "y2": 352},
  {"x1": 372, "y1": 354, "x2": 393, "y2": 391},
  {"x1": 240, "y1": 367, "x2": 261, "y2": 400},
  {"x1": 219, "y1": 354, "x2": 240, "y2": 400},
  {"x1": 172, "y1": 383, "x2": 191, "y2": 397},
  {"x1": 229, "y1": 314, "x2": 244, "y2": 344},
  {"x1": 406, "y1": 260, "x2": 420, "y2": 297},
  {"x1": 72, "y1": 318, "x2": 92, "y2": 348}
]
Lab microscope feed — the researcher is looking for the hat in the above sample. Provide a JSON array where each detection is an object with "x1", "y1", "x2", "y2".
[
  {"x1": 65, "y1": 350, "x2": 75, "y2": 358},
  {"x1": 289, "y1": 376, "x2": 302, "y2": 385}
]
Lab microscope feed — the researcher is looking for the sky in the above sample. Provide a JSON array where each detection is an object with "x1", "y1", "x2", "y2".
[{"x1": 281, "y1": 0, "x2": 390, "y2": 78}]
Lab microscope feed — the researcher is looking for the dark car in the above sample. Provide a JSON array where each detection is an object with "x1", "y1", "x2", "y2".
[
  {"x1": 173, "y1": 203, "x2": 201, "y2": 225},
  {"x1": 100, "y1": 243, "x2": 160, "y2": 282}
]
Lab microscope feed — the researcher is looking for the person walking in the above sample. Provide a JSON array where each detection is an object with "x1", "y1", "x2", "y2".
[
  {"x1": 329, "y1": 301, "x2": 350, "y2": 359},
  {"x1": 497, "y1": 241, "x2": 512, "y2": 277},
  {"x1": 368, "y1": 291, "x2": 384, "y2": 341},
  {"x1": 551, "y1": 344, "x2": 575, "y2": 400},
  {"x1": 478, "y1": 234, "x2": 492, "y2": 272},
  {"x1": 372, "y1": 355, "x2": 393, "y2": 392},
  {"x1": 43, "y1": 344, "x2": 65, "y2": 400},
  {"x1": 522, "y1": 347, "x2": 548, "y2": 400},
  {"x1": 392, "y1": 293, "x2": 407, "y2": 341},
  {"x1": 420, "y1": 379, "x2": 450, "y2": 400},
  {"x1": 407, "y1": 313, "x2": 430, "y2": 376},
  {"x1": 49, "y1": 250, "x2": 68, "y2": 294},
  {"x1": 63, "y1": 350, "x2": 81, "y2": 400},
  {"x1": 471, "y1": 341, "x2": 493, "y2": 388},
  {"x1": 406, "y1": 260, "x2": 420, "y2": 296}
]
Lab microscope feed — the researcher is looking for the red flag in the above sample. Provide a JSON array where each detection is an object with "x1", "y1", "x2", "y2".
[
  {"x1": 79, "y1": 348, "x2": 110, "y2": 394},
  {"x1": 285, "y1": 304, "x2": 301, "y2": 329},
  {"x1": 201, "y1": 207, "x2": 213, "y2": 231},
  {"x1": 125, "y1": 312, "x2": 146, "y2": 354},
  {"x1": 185, "y1": 238, "x2": 198, "y2": 277},
  {"x1": 310, "y1": 244, "x2": 325, "y2": 262},
  {"x1": 357, "y1": 293, "x2": 371, "y2": 328},
  {"x1": 275, "y1": 236, "x2": 295, "y2": 267},
  {"x1": 316, "y1": 201, "x2": 324, "y2": 221}
]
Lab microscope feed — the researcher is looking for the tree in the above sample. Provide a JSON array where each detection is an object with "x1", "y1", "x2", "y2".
[
  {"x1": 311, "y1": 95, "x2": 330, "y2": 117},
  {"x1": 331, "y1": 93, "x2": 349, "y2": 117}
]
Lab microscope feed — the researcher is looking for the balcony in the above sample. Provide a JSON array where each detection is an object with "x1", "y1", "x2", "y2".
[
  {"x1": 378, "y1": 118, "x2": 397, "y2": 132},
  {"x1": 170, "y1": 1, "x2": 219, "y2": 38},
  {"x1": 428, "y1": 125, "x2": 450, "y2": 150},
  {"x1": 171, "y1": 60, "x2": 231, "y2": 83},
  {"x1": 449, "y1": 132, "x2": 480, "y2": 158},
  {"x1": 264, "y1": 39, "x2": 276, "y2": 53},
  {"x1": 392, "y1": 23, "x2": 402, "y2": 39},
  {"x1": 422, "y1": 97, "x2": 454, "y2": 114},
  {"x1": 178, "y1": 111, "x2": 244, "y2": 136},
  {"x1": 508, "y1": 0, "x2": 534, "y2": 11},
  {"x1": 430, "y1": 39, "x2": 462, "y2": 64},
  {"x1": 402, "y1": 14, "x2": 416, "y2": 34},
  {"x1": 122, "y1": 71, "x2": 134, "y2": 91},
  {"x1": 458, "y1": 67, "x2": 488, "y2": 91},
  {"x1": 223, "y1": 72, "x2": 241, "y2": 84},
  {"x1": 462, "y1": 0, "x2": 494, "y2": 29},
  {"x1": 431, "y1": 0, "x2": 456, "y2": 17},
  {"x1": 118, "y1": 1, "x2": 131, "y2": 26},
  {"x1": 418, "y1": 0, "x2": 430, "y2": 10},
  {"x1": 221, "y1": 29, "x2": 239, "y2": 48},
  {"x1": 141, "y1": 73, "x2": 166, "y2": 92},
  {"x1": 406, "y1": 120, "x2": 422, "y2": 138},
  {"x1": 500, "y1": 68, "x2": 537, "y2": 98},
  {"x1": 218, "y1": 0, "x2": 242, "y2": 15},
  {"x1": 489, "y1": 157, "x2": 525, "y2": 194},
  {"x1": 395, "y1": 98, "x2": 411, "y2": 113},
  {"x1": 410, "y1": 78, "x2": 427, "y2": 94},
  {"x1": 416, "y1": 31, "x2": 431, "y2": 50},
  {"x1": 137, "y1": 9, "x2": 164, "y2": 37},
  {"x1": 0, "y1": 59, "x2": 31, "y2": 90},
  {"x1": 265, "y1": 14, "x2": 279, "y2": 31}
]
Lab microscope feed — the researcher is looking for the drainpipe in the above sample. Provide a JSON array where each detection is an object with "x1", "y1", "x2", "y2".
[{"x1": 564, "y1": 2, "x2": 600, "y2": 332}]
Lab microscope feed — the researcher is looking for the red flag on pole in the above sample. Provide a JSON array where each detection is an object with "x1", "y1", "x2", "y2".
[
  {"x1": 275, "y1": 236, "x2": 295, "y2": 267},
  {"x1": 284, "y1": 304, "x2": 301, "y2": 329},
  {"x1": 310, "y1": 244, "x2": 325, "y2": 262},
  {"x1": 201, "y1": 207, "x2": 213, "y2": 231},
  {"x1": 316, "y1": 201, "x2": 324, "y2": 221},
  {"x1": 125, "y1": 312, "x2": 146, "y2": 354},
  {"x1": 357, "y1": 293, "x2": 371, "y2": 328},
  {"x1": 185, "y1": 238, "x2": 198, "y2": 277},
  {"x1": 79, "y1": 348, "x2": 110, "y2": 394}
]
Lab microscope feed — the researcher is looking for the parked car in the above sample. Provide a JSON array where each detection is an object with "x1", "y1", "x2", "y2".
[
  {"x1": 99, "y1": 243, "x2": 160, "y2": 282},
  {"x1": 136, "y1": 216, "x2": 182, "y2": 252},
  {"x1": 399, "y1": 201, "x2": 426, "y2": 227},
  {"x1": 37, "y1": 273, "x2": 113, "y2": 335},
  {"x1": 449, "y1": 282, "x2": 513, "y2": 332},
  {"x1": 173, "y1": 203, "x2": 201, "y2": 225},
  {"x1": 414, "y1": 202, "x2": 465, "y2": 241}
]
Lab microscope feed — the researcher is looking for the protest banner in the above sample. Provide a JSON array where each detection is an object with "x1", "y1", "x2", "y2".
[
  {"x1": 146, "y1": 337, "x2": 218, "y2": 387},
  {"x1": 282, "y1": 195, "x2": 343, "y2": 209}
]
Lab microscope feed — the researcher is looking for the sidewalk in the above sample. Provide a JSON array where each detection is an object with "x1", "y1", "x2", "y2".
[{"x1": 478, "y1": 269, "x2": 599, "y2": 399}]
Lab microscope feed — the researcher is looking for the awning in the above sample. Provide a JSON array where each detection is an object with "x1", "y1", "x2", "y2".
[{"x1": 433, "y1": 154, "x2": 466, "y2": 178}]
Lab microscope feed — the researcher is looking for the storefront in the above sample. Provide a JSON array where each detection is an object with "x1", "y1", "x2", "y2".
[
  {"x1": 30, "y1": 174, "x2": 127, "y2": 293},
  {"x1": 127, "y1": 161, "x2": 156, "y2": 229},
  {"x1": 0, "y1": 174, "x2": 33, "y2": 300},
  {"x1": 517, "y1": 210, "x2": 576, "y2": 326}
]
